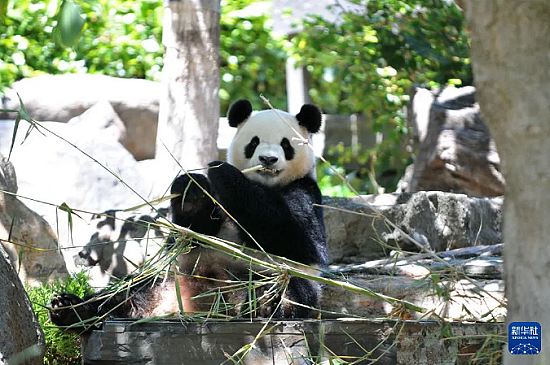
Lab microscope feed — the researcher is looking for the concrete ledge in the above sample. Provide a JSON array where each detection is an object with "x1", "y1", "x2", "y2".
[{"x1": 82, "y1": 319, "x2": 503, "y2": 364}]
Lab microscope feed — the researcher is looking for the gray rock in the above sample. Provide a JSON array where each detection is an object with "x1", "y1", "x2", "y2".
[
  {"x1": 1, "y1": 74, "x2": 160, "y2": 160},
  {"x1": 323, "y1": 244, "x2": 505, "y2": 321},
  {"x1": 0, "y1": 119, "x2": 158, "y2": 272},
  {"x1": 399, "y1": 86, "x2": 505, "y2": 197},
  {"x1": 0, "y1": 243, "x2": 44, "y2": 365},
  {"x1": 0, "y1": 154, "x2": 67, "y2": 285},
  {"x1": 323, "y1": 191, "x2": 502, "y2": 262},
  {"x1": 67, "y1": 100, "x2": 127, "y2": 147}
]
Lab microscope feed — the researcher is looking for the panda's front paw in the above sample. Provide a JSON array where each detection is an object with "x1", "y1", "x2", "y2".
[
  {"x1": 242, "y1": 284, "x2": 282, "y2": 318},
  {"x1": 207, "y1": 160, "x2": 226, "y2": 169},
  {"x1": 171, "y1": 174, "x2": 212, "y2": 215},
  {"x1": 207, "y1": 161, "x2": 242, "y2": 181},
  {"x1": 50, "y1": 293, "x2": 93, "y2": 329}
]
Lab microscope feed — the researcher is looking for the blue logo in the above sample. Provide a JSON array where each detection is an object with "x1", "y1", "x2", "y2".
[{"x1": 509, "y1": 322, "x2": 541, "y2": 355}]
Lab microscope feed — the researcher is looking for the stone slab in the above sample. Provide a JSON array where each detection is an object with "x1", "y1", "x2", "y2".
[{"x1": 82, "y1": 319, "x2": 504, "y2": 365}]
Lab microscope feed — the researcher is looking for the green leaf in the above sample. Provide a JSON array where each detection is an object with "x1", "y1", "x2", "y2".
[
  {"x1": 0, "y1": 0, "x2": 7, "y2": 21},
  {"x1": 7, "y1": 212, "x2": 16, "y2": 242},
  {"x1": 18, "y1": 249, "x2": 23, "y2": 274},
  {"x1": 8, "y1": 114, "x2": 21, "y2": 161},
  {"x1": 58, "y1": 202, "x2": 82, "y2": 237},
  {"x1": 55, "y1": 0, "x2": 85, "y2": 47},
  {"x1": 16, "y1": 92, "x2": 31, "y2": 123},
  {"x1": 174, "y1": 273, "x2": 184, "y2": 314}
]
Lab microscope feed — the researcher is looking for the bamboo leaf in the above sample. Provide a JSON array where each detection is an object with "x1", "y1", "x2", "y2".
[
  {"x1": 16, "y1": 92, "x2": 31, "y2": 123},
  {"x1": 8, "y1": 114, "x2": 21, "y2": 161},
  {"x1": 22, "y1": 123, "x2": 37, "y2": 145},
  {"x1": 58, "y1": 202, "x2": 81, "y2": 237},
  {"x1": 17, "y1": 249, "x2": 23, "y2": 274},
  {"x1": 174, "y1": 273, "x2": 184, "y2": 314},
  {"x1": 7, "y1": 212, "x2": 16, "y2": 242}
]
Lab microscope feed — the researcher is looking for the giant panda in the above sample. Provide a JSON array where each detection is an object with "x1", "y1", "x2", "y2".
[{"x1": 50, "y1": 99, "x2": 327, "y2": 330}]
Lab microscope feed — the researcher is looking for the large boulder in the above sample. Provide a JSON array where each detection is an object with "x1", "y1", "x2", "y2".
[
  {"x1": 67, "y1": 100, "x2": 127, "y2": 147},
  {"x1": 0, "y1": 243, "x2": 44, "y2": 365},
  {"x1": 398, "y1": 86, "x2": 505, "y2": 197},
  {"x1": 324, "y1": 191, "x2": 502, "y2": 263},
  {"x1": 0, "y1": 117, "x2": 160, "y2": 273},
  {"x1": 0, "y1": 154, "x2": 67, "y2": 285},
  {"x1": 0, "y1": 74, "x2": 160, "y2": 160}
]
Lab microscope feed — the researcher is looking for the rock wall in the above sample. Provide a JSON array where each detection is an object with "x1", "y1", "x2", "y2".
[
  {"x1": 0, "y1": 244, "x2": 44, "y2": 365},
  {"x1": 0, "y1": 154, "x2": 67, "y2": 285}
]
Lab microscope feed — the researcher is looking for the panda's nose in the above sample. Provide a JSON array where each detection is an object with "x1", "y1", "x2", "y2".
[{"x1": 259, "y1": 155, "x2": 278, "y2": 166}]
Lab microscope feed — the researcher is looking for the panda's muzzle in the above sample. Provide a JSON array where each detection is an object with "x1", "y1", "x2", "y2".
[
  {"x1": 257, "y1": 167, "x2": 280, "y2": 176},
  {"x1": 256, "y1": 155, "x2": 281, "y2": 176},
  {"x1": 259, "y1": 155, "x2": 278, "y2": 166}
]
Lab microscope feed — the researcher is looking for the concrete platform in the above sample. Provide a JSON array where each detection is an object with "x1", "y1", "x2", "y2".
[{"x1": 82, "y1": 319, "x2": 504, "y2": 364}]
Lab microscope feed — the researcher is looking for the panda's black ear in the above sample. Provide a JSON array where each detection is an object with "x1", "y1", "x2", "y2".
[
  {"x1": 296, "y1": 104, "x2": 322, "y2": 133},
  {"x1": 228, "y1": 99, "x2": 253, "y2": 128}
]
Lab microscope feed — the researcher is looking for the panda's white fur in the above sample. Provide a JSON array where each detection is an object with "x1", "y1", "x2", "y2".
[{"x1": 227, "y1": 109, "x2": 316, "y2": 187}]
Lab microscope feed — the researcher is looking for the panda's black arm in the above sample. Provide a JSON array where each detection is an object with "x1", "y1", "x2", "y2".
[
  {"x1": 50, "y1": 280, "x2": 161, "y2": 332},
  {"x1": 207, "y1": 161, "x2": 300, "y2": 220},
  {"x1": 170, "y1": 173, "x2": 223, "y2": 235},
  {"x1": 208, "y1": 161, "x2": 327, "y2": 265}
]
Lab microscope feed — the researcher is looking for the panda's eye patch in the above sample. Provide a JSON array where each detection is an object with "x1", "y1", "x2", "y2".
[
  {"x1": 281, "y1": 138, "x2": 295, "y2": 160},
  {"x1": 244, "y1": 136, "x2": 260, "y2": 159}
]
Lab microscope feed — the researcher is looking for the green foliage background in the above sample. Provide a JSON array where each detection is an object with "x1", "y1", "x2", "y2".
[
  {"x1": 0, "y1": 0, "x2": 287, "y2": 113},
  {"x1": 219, "y1": 0, "x2": 287, "y2": 113},
  {"x1": 0, "y1": 0, "x2": 164, "y2": 84},
  {"x1": 293, "y1": 0, "x2": 471, "y2": 193},
  {"x1": 0, "y1": 0, "x2": 472, "y2": 194},
  {"x1": 26, "y1": 272, "x2": 94, "y2": 365}
]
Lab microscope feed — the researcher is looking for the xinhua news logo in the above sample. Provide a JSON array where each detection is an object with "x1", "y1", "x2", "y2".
[{"x1": 509, "y1": 322, "x2": 541, "y2": 355}]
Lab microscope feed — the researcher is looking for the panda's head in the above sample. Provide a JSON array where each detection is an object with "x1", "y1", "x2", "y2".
[{"x1": 227, "y1": 99, "x2": 322, "y2": 187}]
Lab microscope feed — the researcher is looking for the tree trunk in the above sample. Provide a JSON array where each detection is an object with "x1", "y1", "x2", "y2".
[
  {"x1": 462, "y1": 1, "x2": 550, "y2": 363},
  {"x1": 156, "y1": 0, "x2": 220, "y2": 182}
]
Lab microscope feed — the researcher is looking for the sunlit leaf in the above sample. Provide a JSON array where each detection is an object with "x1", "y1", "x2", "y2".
[
  {"x1": 79, "y1": 0, "x2": 102, "y2": 13},
  {"x1": 55, "y1": 0, "x2": 85, "y2": 47},
  {"x1": 0, "y1": 0, "x2": 7, "y2": 21}
]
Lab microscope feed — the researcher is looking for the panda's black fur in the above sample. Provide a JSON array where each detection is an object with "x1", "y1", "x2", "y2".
[{"x1": 50, "y1": 100, "x2": 327, "y2": 330}]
